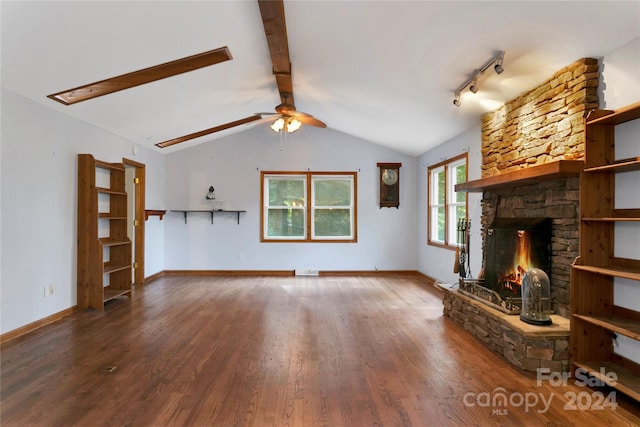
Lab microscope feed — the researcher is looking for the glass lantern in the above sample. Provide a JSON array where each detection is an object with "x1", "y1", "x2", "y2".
[{"x1": 520, "y1": 268, "x2": 552, "y2": 325}]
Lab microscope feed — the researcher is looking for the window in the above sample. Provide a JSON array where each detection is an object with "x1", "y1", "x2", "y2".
[
  {"x1": 261, "y1": 171, "x2": 357, "y2": 242},
  {"x1": 428, "y1": 153, "x2": 467, "y2": 248}
]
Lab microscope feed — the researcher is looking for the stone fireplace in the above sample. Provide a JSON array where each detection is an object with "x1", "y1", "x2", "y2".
[
  {"x1": 440, "y1": 58, "x2": 598, "y2": 372},
  {"x1": 479, "y1": 178, "x2": 580, "y2": 318}
]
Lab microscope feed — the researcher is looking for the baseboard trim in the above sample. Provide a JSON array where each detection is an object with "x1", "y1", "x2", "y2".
[
  {"x1": 146, "y1": 269, "x2": 439, "y2": 284},
  {"x1": 163, "y1": 270, "x2": 296, "y2": 277},
  {"x1": 144, "y1": 270, "x2": 298, "y2": 283},
  {"x1": 144, "y1": 270, "x2": 166, "y2": 284},
  {"x1": 412, "y1": 271, "x2": 443, "y2": 294},
  {"x1": 320, "y1": 270, "x2": 416, "y2": 276},
  {"x1": 1, "y1": 305, "x2": 78, "y2": 344},
  {"x1": 412, "y1": 270, "x2": 439, "y2": 286}
]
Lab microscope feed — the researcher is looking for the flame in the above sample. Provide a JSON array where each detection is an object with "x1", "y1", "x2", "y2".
[{"x1": 499, "y1": 230, "x2": 534, "y2": 293}]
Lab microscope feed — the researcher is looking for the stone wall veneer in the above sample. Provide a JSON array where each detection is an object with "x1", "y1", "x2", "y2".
[{"x1": 481, "y1": 58, "x2": 598, "y2": 177}]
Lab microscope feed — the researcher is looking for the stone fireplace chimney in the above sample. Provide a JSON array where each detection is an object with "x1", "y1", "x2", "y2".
[{"x1": 475, "y1": 58, "x2": 598, "y2": 318}]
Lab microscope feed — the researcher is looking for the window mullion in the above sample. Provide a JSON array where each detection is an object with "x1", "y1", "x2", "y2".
[
  {"x1": 307, "y1": 173, "x2": 312, "y2": 241},
  {"x1": 444, "y1": 164, "x2": 449, "y2": 246}
]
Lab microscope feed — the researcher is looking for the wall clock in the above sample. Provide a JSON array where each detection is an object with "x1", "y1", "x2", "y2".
[{"x1": 377, "y1": 162, "x2": 402, "y2": 208}]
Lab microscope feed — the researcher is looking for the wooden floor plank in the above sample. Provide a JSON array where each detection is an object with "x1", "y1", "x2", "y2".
[{"x1": 1, "y1": 275, "x2": 639, "y2": 426}]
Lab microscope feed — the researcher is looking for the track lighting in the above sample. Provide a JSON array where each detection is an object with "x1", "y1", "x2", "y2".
[{"x1": 453, "y1": 51, "x2": 505, "y2": 107}]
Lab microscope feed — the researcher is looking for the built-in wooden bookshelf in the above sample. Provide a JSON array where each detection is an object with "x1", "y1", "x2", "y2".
[
  {"x1": 77, "y1": 154, "x2": 132, "y2": 310},
  {"x1": 570, "y1": 102, "x2": 640, "y2": 403}
]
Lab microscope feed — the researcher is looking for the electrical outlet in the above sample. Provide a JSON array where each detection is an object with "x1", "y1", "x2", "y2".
[{"x1": 48, "y1": 285, "x2": 54, "y2": 296}]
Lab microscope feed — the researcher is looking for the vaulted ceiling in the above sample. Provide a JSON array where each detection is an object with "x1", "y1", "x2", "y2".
[{"x1": 2, "y1": 1, "x2": 639, "y2": 156}]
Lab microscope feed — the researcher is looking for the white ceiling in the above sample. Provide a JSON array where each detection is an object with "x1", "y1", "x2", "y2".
[{"x1": 2, "y1": 1, "x2": 639, "y2": 156}]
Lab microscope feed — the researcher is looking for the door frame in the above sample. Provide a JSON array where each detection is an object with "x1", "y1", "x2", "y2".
[{"x1": 123, "y1": 158, "x2": 146, "y2": 286}]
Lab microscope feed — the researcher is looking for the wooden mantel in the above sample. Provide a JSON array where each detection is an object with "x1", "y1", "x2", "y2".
[{"x1": 455, "y1": 160, "x2": 584, "y2": 193}]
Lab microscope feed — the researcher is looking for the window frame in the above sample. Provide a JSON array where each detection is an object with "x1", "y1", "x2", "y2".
[
  {"x1": 261, "y1": 171, "x2": 358, "y2": 243},
  {"x1": 427, "y1": 153, "x2": 468, "y2": 250}
]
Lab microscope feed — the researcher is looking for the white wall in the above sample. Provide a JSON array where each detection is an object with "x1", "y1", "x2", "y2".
[
  {"x1": 142, "y1": 151, "x2": 166, "y2": 278},
  {"x1": 0, "y1": 89, "x2": 165, "y2": 334},
  {"x1": 416, "y1": 125, "x2": 483, "y2": 284},
  {"x1": 601, "y1": 38, "x2": 640, "y2": 109},
  {"x1": 163, "y1": 124, "x2": 418, "y2": 272}
]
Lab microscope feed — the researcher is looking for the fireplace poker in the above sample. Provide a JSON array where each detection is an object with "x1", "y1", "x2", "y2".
[
  {"x1": 466, "y1": 219, "x2": 472, "y2": 278},
  {"x1": 458, "y1": 218, "x2": 467, "y2": 279}
]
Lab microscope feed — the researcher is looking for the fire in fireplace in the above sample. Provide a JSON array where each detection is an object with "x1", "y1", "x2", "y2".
[{"x1": 484, "y1": 217, "x2": 552, "y2": 301}]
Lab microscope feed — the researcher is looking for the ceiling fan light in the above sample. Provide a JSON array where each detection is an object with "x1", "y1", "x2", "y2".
[
  {"x1": 286, "y1": 118, "x2": 302, "y2": 133},
  {"x1": 270, "y1": 118, "x2": 285, "y2": 132}
]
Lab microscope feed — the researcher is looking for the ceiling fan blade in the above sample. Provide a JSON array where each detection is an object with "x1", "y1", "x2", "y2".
[
  {"x1": 286, "y1": 109, "x2": 314, "y2": 119},
  {"x1": 258, "y1": 0, "x2": 294, "y2": 106},
  {"x1": 155, "y1": 115, "x2": 261, "y2": 148},
  {"x1": 48, "y1": 46, "x2": 233, "y2": 105},
  {"x1": 294, "y1": 114, "x2": 327, "y2": 128}
]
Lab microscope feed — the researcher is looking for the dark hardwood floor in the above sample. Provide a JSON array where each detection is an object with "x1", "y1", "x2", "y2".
[{"x1": 1, "y1": 275, "x2": 639, "y2": 426}]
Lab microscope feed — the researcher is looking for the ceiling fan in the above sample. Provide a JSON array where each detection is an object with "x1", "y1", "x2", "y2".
[
  {"x1": 46, "y1": 0, "x2": 326, "y2": 149},
  {"x1": 259, "y1": 93, "x2": 326, "y2": 132}
]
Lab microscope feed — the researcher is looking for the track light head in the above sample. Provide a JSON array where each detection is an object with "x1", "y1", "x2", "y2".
[
  {"x1": 453, "y1": 93, "x2": 461, "y2": 107},
  {"x1": 494, "y1": 52, "x2": 505, "y2": 74},
  {"x1": 469, "y1": 76, "x2": 479, "y2": 94}
]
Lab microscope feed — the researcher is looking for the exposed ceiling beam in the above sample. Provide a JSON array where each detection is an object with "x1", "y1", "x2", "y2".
[
  {"x1": 258, "y1": 0, "x2": 294, "y2": 107},
  {"x1": 155, "y1": 115, "x2": 262, "y2": 148},
  {"x1": 48, "y1": 46, "x2": 233, "y2": 105}
]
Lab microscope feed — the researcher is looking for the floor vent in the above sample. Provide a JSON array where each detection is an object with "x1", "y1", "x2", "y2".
[{"x1": 295, "y1": 269, "x2": 319, "y2": 276}]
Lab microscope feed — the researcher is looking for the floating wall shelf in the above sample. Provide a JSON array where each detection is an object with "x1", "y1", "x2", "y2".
[
  {"x1": 144, "y1": 210, "x2": 167, "y2": 221},
  {"x1": 171, "y1": 209, "x2": 246, "y2": 224}
]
